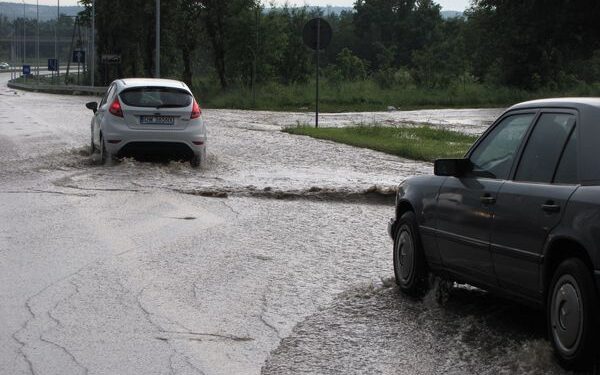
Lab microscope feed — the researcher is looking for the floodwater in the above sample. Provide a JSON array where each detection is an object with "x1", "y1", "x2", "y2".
[
  {"x1": 264, "y1": 280, "x2": 567, "y2": 375},
  {"x1": 0, "y1": 72, "x2": 583, "y2": 374}
]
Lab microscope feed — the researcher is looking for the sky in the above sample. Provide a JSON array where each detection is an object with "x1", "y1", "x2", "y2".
[{"x1": 2, "y1": 0, "x2": 471, "y2": 12}]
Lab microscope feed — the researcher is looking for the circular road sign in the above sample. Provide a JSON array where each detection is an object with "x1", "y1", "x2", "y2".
[{"x1": 303, "y1": 18, "x2": 332, "y2": 50}]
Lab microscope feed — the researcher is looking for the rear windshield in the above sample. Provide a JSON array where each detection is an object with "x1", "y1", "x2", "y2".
[{"x1": 119, "y1": 87, "x2": 192, "y2": 108}]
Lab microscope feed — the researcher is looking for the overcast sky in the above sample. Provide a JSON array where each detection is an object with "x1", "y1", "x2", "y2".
[{"x1": 3, "y1": 0, "x2": 471, "y2": 12}]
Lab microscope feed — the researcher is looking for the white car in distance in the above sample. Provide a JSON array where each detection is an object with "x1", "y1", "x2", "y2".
[{"x1": 86, "y1": 78, "x2": 207, "y2": 167}]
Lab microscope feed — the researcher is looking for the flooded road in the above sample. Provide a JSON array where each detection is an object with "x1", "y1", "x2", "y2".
[
  {"x1": 263, "y1": 281, "x2": 565, "y2": 375},
  {"x1": 0, "y1": 72, "x2": 575, "y2": 374}
]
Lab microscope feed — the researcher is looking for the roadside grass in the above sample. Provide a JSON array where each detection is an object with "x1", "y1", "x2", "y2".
[
  {"x1": 195, "y1": 79, "x2": 600, "y2": 112},
  {"x1": 283, "y1": 125, "x2": 478, "y2": 162}
]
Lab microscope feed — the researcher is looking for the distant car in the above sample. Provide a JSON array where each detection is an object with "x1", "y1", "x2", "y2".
[
  {"x1": 0, "y1": 62, "x2": 10, "y2": 70},
  {"x1": 388, "y1": 98, "x2": 600, "y2": 369},
  {"x1": 85, "y1": 78, "x2": 206, "y2": 167}
]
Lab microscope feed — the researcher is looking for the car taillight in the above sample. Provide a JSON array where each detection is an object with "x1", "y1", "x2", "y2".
[
  {"x1": 191, "y1": 99, "x2": 201, "y2": 119},
  {"x1": 109, "y1": 97, "x2": 123, "y2": 117}
]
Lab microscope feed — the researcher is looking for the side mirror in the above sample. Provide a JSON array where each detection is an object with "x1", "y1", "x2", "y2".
[
  {"x1": 86, "y1": 101, "x2": 98, "y2": 113},
  {"x1": 434, "y1": 158, "x2": 472, "y2": 177}
]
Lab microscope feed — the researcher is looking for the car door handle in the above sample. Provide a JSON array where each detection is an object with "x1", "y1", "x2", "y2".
[
  {"x1": 542, "y1": 202, "x2": 561, "y2": 213},
  {"x1": 480, "y1": 194, "x2": 496, "y2": 205}
]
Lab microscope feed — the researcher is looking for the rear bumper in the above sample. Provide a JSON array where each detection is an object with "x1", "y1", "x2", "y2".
[
  {"x1": 387, "y1": 218, "x2": 396, "y2": 240},
  {"x1": 104, "y1": 133, "x2": 207, "y2": 156},
  {"x1": 102, "y1": 117, "x2": 206, "y2": 156},
  {"x1": 117, "y1": 141, "x2": 201, "y2": 160}
]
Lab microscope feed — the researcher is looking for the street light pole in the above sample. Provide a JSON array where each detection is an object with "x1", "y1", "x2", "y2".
[
  {"x1": 37, "y1": 0, "x2": 40, "y2": 78},
  {"x1": 55, "y1": 0, "x2": 60, "y2": 78},
  {"x1": 12, "y1": 10, "x2": 17, "y2": 80},
  {"x1": 22, "y1": 0, "x2": 25, "y2": 65},
  {"x1": 155, "y1": 0, "x2": 160, "y2": 78},
  {"x1": 91, "y1": 0, "x2": 95, "y2": 86}
]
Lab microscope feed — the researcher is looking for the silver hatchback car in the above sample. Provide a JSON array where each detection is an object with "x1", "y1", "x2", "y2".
[{"x1": 86, "y1": 78, "x2": 207, "y2": 167}]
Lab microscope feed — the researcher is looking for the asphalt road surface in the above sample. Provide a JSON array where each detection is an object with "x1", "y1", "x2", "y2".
[{"x1": 0, "y1": 72, "x2": 569, "y2": 375}]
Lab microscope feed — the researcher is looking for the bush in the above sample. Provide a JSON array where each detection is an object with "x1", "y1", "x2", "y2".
[
  {"x1": 334, "y1": 48, "x2": 367, "y2": 81},
  {"x1": 372, "y1": 68, "x2": 397, "y2": 89}
]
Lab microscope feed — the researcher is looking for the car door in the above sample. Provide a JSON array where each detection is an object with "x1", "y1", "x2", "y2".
[
  {"x1": 436, "y1": 112, "x2": 536, "y2": 286},
  {"x1": 491, "y1": 112, "x2": 578, "y2": 299}
]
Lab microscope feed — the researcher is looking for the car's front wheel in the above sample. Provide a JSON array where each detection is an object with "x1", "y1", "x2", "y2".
[
  {"x1": 548, "y1": 258, "x2": 599, "y2": 369},
  {"x1": 393, "y1": 211, "x2": 429, "y2": 297}
]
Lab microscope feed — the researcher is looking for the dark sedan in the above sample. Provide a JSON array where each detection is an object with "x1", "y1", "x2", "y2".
[{"x1": 388, "y1": 98, "x2": 600, "y2": 369}]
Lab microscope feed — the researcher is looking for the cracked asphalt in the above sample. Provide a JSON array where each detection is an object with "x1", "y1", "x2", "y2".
[{"x1": 0, "y1": 72, "x2": 570, "y2": 374}]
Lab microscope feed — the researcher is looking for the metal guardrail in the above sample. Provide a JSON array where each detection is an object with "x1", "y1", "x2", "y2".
[{"x1": 7, "y1": 74, "x2": 107, "y2": 96}]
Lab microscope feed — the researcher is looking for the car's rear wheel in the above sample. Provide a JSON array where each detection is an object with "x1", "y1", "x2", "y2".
[
  {"x1": 548, "y1": 258, "x2": 599, "y2": 369},
  {"x1": 190, "y1": 153, "x2": 201, "y2": 168},
  {"x1": 100, "y1": 136, "x2": 113, "y2": 165},
  {"x1": 90, "y1": 129, "x2": 96, "y2": 155},
  {"x1": 393, "y1": 211, "x2": 429, "y2": 297}
]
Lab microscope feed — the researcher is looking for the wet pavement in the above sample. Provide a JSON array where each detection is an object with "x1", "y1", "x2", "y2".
[{"x1": 0, "y1": 71, "x2": 577, "y2": 374}]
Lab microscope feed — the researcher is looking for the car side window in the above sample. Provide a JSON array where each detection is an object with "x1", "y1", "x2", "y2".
[
  {"x1": 469, "y1": 113, "x2": 534, "y2": 179},
  {"x1": 515, "y1": 114, "x2": 575, "y2": 183},
  {"x1": 99, "y1": 84, "x2": 115, "y2": 108},
  {"x1": 553, "y1": 127, "x2": 578, "y2": 184}
]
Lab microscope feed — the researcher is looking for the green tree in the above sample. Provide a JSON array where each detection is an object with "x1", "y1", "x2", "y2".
[
  {"x1": 466, "y1": 0, "x2": 600, "y2": 88},
  {"x1": 335, "y1": 47, "x2": 367, "y2": 80}
]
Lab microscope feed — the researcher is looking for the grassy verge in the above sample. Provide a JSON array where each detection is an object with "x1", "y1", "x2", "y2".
[
  {"x1": 194, "y1": 79, "x2": 600, "y2": 112},
  {"x1": 283, "y1": 125, "x2": 478, "y2": 162}
]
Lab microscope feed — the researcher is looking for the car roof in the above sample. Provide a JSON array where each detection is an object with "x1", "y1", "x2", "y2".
[
  {"x1": 114, "y1": 78, "x2": 190, "y2": 92},
  {"x1": 508, "y1": 97, "x2": 600, "y2": 112}
]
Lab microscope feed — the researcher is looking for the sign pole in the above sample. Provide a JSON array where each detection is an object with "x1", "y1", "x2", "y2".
[{"x1": 303, "y1": 17, "x2": 331, "y2": 129}]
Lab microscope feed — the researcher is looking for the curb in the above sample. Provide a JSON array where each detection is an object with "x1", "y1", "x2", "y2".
[{"x1": 7, "y1": 79, "x2": 107, "y2": 96}]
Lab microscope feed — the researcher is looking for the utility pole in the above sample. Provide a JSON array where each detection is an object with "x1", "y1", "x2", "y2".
[
  {"x1": 91, "y1": 0, "x2": 95, "y2": 86},
  {"x1": 155, "y1": 0, "x2": 160, "y2": 78}
]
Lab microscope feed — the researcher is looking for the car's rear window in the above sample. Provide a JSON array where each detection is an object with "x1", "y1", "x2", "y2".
[{"x1": 119, "y1": 87, "x2": 192, "y2": 108}]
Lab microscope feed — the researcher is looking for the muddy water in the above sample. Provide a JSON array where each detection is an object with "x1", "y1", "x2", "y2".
[{"x1": 263, "y1": 280, "x2": 570, "y2": 375}]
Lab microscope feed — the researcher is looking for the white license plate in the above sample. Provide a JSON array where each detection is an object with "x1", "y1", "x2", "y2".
[{"x1": 140, "y1": 115, "x2": 175, "y2": 125}]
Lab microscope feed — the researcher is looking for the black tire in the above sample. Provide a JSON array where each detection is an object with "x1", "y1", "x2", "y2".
[
  {"x1": 393, "y1": 211, "x2": 429, "y2": 297},
  {"x1": 547, "y1": 258, "x2": 599, "y2": 369},
  {"x1": 90, "y1": 129, "x2": 96, "y2": 155},
  {"x1": 190, "y1": 153, "x2": 201, "y2": 168},
  {"x1": 100, "y1": 135, "x2": 112, "y2": 165}
]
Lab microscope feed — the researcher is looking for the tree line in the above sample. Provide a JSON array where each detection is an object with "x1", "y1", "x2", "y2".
[
  {"x1": 6, "y1": 0, "x2": 600, "y2": 93},
  {"x1": 0, "y1": 14, "x2": 78, "y2": 64}
]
